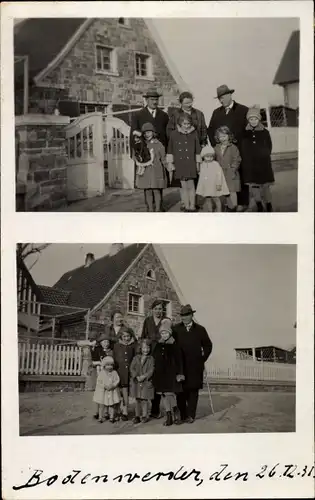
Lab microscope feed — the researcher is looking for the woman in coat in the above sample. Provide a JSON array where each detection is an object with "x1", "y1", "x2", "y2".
[
  {"x1": 172, "y1": 305, "x2": 213, "y2": 423},
  {"x1": 104, "y1": 309, "x2": 136, "y2": 344}
]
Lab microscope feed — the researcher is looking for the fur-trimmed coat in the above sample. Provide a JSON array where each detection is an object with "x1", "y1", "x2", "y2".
[{"x1": 113, "y1": 339, "x2": 138, "y2": 387}]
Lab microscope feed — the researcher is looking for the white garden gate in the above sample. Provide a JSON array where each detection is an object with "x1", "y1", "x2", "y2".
[{"x1": 65, "y1": 110, "x2": 138, "y2": 201}]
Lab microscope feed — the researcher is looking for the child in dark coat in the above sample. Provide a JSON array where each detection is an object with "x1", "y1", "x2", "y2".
[
  {"x1": 113, "y1": 328, "x2": 137, "y2": 421},
  {"x1": 241, "y1": 106, "x2": 274, "y2": 212},
  {"x1": 167, "y1": 113, "x2": 201, "y2": 212},
  {"x1": 130, "y1": 339, "x2": 155, "y2": 424},
  {"x1": 152, "y1": 318, "x2": 184, "y2": 426}
]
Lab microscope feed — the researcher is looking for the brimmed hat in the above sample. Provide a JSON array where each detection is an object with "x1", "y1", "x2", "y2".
[
  {"x1": 246, "y1": 105, "x2": 261, "y2": 120},
  {"x1": 143, "y1": 87, "x2": 162, "y2": 98},
  {"x1": 180, "y1": 304, "x2": 196, "y2": 316},
  {"x1": 215, "y1": 84, "x2": 235, "y2": 99},
  {"x1": 151, "y1": 299, "x2": 163, "y2": 309},
  {"x1": 102, "y1": 355, "x2": 114, "y2": 366},
  {"x1": 141, "y1": 122, "x2": 156, "y2": 133},
  {"x1": 132, "y1": 130, "x2": 142, "y2": 137},
  {"x1": 98, "y1": 332, "x2": 111, "y2": 343},
  {"x1": 159, "y1": 318, "x2": 172, "y2": 334},
  {"x1": 201, "y1": 146, "x2": 215, "y2": 158}
]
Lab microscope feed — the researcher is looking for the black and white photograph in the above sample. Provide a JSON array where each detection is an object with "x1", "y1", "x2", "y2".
[
  {"x1": 18, "y1": 243, "x2": 297, "y2": 436},
  {"x1": 14, "y1": 16, "x2": 299, "y2": 213}
]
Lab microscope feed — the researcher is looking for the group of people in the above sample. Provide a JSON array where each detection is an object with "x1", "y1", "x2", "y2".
[
  {"x1": 130, "y1": 85, "x2": 275, "y2": 213},
  {"x1": 90, "y1": 302, "x2": 212, "y2": 427}
]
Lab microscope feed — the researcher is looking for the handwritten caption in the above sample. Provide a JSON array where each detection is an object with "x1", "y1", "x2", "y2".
[{"x1": 13, "y1": 463, "x2": 315, "y2": 490}]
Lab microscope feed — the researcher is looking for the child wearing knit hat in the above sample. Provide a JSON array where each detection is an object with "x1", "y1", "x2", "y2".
[
  {"x1": 241, "y1": 105, "x2": 275, "y2": 212},
  {"x1": 93, "y1": 356, "x2": 120, "y2": 423},
  {"x1": 196, "y1": 145, "x2": 229, "y2": 212}
]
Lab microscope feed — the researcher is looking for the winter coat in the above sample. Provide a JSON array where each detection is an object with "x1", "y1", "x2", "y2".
[
  {"x1": 113, "y1": 339, "x2": 137, "y2": 387},
  {"x1": 167, "y1": 107, "x2": 208, "y2": 147},
  {"x1": 172, "y1": 321, "x2": 213, "y2": 390},
  {"x1": 130, "y1": 107, "x2": 169, "y2": 151},
  {"x1": 93, "y1": 369, "x2": 120, "y2": 406},
  {"x1": 167, "y1": 126, "x2": 201, "y2": 180},
  {"x1": 130, "y1": 354, "x2": 155, "y2": 400},
  {"x1": 90, "y1": 343, "x2": 105, "y2": 363},
  {"x1": 196, "y1": 160, "x2": 229, "y2": 197},
  {"x1": 241, "y1": 124, "x2": 274, "y2": 185},
  {"x1": 207, "y1": 102, "x2": 249, "y2": 149},
  {"x1": 152, "y1": 337, "x2": 183, "y2": 394},
  {"x1": 135, "y1": 138, "x2": 168, "y2": 190},
  {"x1": 141, "y1": 315, "x2": 165, "y2": 348},
  {"x1": 214, "y1": 143, "x2": 241, "y2": 192}
]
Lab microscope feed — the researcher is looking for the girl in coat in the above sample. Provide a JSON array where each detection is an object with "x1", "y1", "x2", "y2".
[
  {"x1": 132, "y1": 130, "x2": 154, "y2": 176},
  {"x1": 241, "y1": 106, "x2": 274, "y2": 212},
  {"x1": 93, "y1": 356, "x2": 120, "y2": 423},
  {"x1": 196, "y1": 145, "x2": 229, "y2": 212},
  {"x1": 91, "y1": 334, "x2": 113, "y2": 419},
  {"x1": 135, "y1": 122, "x2": 170, "y2": 212},
  {"x1": 113, "y1": 328, "x2": 137, "y2": 421},
  {"x1": 167, "y1": 113, "x2": 201, "y2": 212},
  {"x1": 214, "y1": 126, "x2": 241, "y2": 212},
  {"x1": 130, "y1": 339, "x2": 155, "y2": 424},
  {"x1": 152, "y1": 318, "x2": 184, "y2": 427}
]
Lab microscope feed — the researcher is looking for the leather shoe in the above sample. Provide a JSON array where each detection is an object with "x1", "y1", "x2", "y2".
[{"x1": 186, "y1": 416, "x2": 195, "y2": 423}]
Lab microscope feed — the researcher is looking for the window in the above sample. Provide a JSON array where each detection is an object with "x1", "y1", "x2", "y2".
[
  {"x1": 79, "y1": 102, "x2": 108, "y2": 115},
  {"x1": 95, "y1": 45, "x2": 117, "y2": 74},
  {"x1": 146, "y1": 269, "x2": 156, "y2": 281},
  {"x1": 118, "y1": 18, "x2": 130, "y2": 26},
  {"x1": 128, "y1": 293, "x2": 144, "y2": 315},
  {"x1": 135, "y1": 53, "x2": 152, "y2": 78}
]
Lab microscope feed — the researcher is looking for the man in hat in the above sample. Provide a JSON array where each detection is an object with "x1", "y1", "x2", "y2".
[
  {"x1": 140, "y1": 299, "x2": 166, "y2": 418},
  {"x1": 207, "y1": 84, "x2": 249, "y2": 211},
  {"x1": 130, "y1": 88, "x2": 169, "y2": 210},
  {"x1": 172, "y1": 304, "x2": 213, "y2": 423}
]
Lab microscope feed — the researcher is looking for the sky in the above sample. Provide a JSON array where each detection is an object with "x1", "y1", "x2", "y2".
[
  {"x1": 28, "y1": 244, "x2": 297, "y2": 360},
  {"x1": 14, "y1": 17, "x2": 299, "y2": 121},
  {"x1": 153, "y1": 17, "x2": 299, "y2": 120}
]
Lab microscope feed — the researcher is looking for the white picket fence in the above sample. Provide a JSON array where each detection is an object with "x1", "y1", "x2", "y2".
[
  {"x1": 206, "y1": 360, "x2": 295, "y2": 382},
  {"x1": 19, "y1": 343, "x2": 82, "y2": 375}
]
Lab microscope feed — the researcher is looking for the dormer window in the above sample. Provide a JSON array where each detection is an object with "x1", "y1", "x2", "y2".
[{"x1": 146, "y1": 269, "x2": 156, "y2": 281}]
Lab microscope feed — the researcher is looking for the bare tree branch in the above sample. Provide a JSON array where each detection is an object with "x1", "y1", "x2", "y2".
[{"x1": 17, "y1": 243, "x2": 51, "y2": 269}]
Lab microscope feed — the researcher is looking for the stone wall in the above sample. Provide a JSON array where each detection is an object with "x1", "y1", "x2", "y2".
[
  {"x1": 90, "y1": 245, "x2": 182, "y2": 338},
  {"x1": 40, "y1": 18, "x2": 181, "y2": 109},
  {"x1": 15, "y1": 114, "x2": 70, "y2": 211}
]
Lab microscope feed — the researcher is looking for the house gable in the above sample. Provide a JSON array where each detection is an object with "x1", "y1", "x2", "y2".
[
  {"x1": 35, "y1": 18, "x2": 184, "y2": 107},
  {"x1": 273, "y1": 30, "x2": 300, "y2": 86}
]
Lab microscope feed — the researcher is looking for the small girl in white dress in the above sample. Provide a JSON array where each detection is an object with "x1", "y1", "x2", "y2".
[
  {"x1": 196, "y1": 146, "x2": 229, "y2": 212},
  {"x1": 93, "y1": 356, "x2": 120, "y2": 423}
]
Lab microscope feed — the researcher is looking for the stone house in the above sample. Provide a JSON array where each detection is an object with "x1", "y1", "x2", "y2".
[
  {"x1": 273, "y1": 30, "x2": 299, "y2": 110},
  {"x1": 37, "y1": 243, "x2": 185, "y2": 340},
  {"x1": 14, "y1": 17, "x2": 186, "y2": 117}
]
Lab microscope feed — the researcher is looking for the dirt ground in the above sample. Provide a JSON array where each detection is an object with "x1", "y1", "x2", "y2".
[{"x1": 19, "y1": 390, "x2": 295, "y2": 436}]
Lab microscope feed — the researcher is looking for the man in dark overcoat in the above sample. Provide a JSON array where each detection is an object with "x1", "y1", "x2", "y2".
[
  {"x1": 172, "y1": 304, "x2": 213, "y2": 423},
  {"x1": 140, "y1": 299, "x2": 165, "y2": 418},
  {"x1": 207, "y1": 84, "x2": 249, "y2": 211},
  {"x1": 130, "y1": 88, "x2": 169, "y2": 210}
]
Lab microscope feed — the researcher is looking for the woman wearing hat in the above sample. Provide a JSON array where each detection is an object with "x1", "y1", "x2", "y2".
[
  {"x1": 172, "y1": 305, "x2": 213, "y2": 423},
  {"x1": 241, "y1": 106, "x2": 274, "y2": 212},
  {"x1": 135, "y1": 122, "x2": 170, "y2": 212},
  {"x1": 207, "y1": 85, "x2": 249, "y2": 211},
  {"x1": 141, "y1": 299, "x2": 166, "y2": 418}
]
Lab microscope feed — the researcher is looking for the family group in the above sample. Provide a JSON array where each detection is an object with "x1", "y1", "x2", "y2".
[
  {"x1": 90, "y1": 302, "x2": 212, "y2": 427},
  {"x1": 130, "y1": 85, "x2": 275, "y2": 213}
]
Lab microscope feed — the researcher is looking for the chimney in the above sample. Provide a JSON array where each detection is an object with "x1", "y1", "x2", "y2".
[
  {"x1": 109, "y1": 243, "x2": 124, "y2": 257},
  {"x1": 85, "y1": 253, "x2": 95, "y2": 267}
]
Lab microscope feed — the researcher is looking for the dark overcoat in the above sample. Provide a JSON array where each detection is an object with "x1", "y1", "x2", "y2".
[
  {"x1": 152, "y1": 339, "x2": 183, "y2": 394},
  {"x1": 130, "y1": 107, "x2": 169, "y2": 151},
  {"x1": 207, "y1": 102, "x2": 249, "y2": 149},
  {"x1": 113, "y1": 340, "x2": 138, "y2": 387},
  {"x1": 214, "y1": 143, "x2": 241, "y2": 192},
  {"x1": 167, "y1": 126, "x2": 201, "y2": 180},
  {"x1": 130, "y1": 354, "x2": 155, "y2": 400},
  {"x1": 172, "y1": 321, "x2": 213, "y2": 390},
  {"x1": 241, "y1": 126, "x2": 274, "y2": 184},
  {"x1": 167, "y1": 107, "x2": 208, "y2": 147},
  {"x1": 90, "y1": 343, "x2": 105, "y2": 363}
]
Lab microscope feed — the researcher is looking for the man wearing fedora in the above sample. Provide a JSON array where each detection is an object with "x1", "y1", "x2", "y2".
[
  {"x1": 130, "y1": 87, "x2": 169, "y2": 210},
  {"x1": 172, "y1": 304, "x2": 213, "y2": 423},
  {"x1": 207, "y1": 84, "x2": 249, "y2": 211}
]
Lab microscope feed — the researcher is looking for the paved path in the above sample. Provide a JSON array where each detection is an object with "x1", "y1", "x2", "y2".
[
  {"x1": 57, "y1": 168, "x2": 297, "y2": 213},
  {"x1": 19, "y1": 390, "x2": 295, "y2": 436}
]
